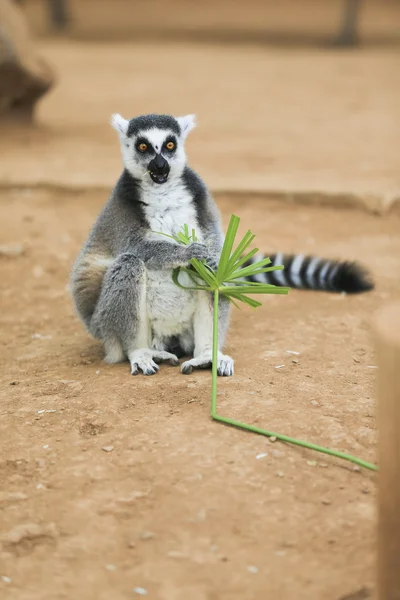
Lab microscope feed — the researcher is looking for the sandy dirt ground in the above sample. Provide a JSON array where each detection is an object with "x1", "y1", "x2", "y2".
[
  {"x1": 1, "y1": 187, "x2": 400, "y2": 600},
  {"x1": 0, "y1": 39, "x2": 399, "y2": 209},
  {"x1": 1, "y1": 15, "x2": 400, "y2": 600}
]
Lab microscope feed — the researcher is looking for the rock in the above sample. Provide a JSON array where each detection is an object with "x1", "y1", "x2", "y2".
[
  {"x1": 0, "y1": 243, "x2": 24, "y2": 257},
  {"x1": 133, "y1": 588, "x2": 148, "y2": 596},
  {"x1": 0, "y1": 491, "x2": 28, "y2": 505},
  {"x1": 247, "y1": 565, "x2": 259, "y2": 574},
  {"x1": 0, "y1": 0, "x2": 55, "y2": 122},
  {"x1": 139, "y1": 531, "x2": 154, "y2": 541},
  {"x1": 2, "y1": 522, "x2": 57, "y2": 544},
  {"x1": 102, "y1": 445, "x2": 114, "y2": 452},
  {"x1": 167, "y1": 550, "x2": 186, "y2": 558}
]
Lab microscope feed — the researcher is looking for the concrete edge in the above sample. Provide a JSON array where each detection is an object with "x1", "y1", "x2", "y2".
[{"x1": 0, "y1": 181, "x2": 399, "y2": 215}]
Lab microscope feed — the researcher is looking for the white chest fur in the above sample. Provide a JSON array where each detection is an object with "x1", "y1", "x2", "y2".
[
  {"x1": 142, "y1": 179, "x2": 200, "y2": 240},
  {"x1": 142, "y1": 180, "x2": 201, "y2": 337}
]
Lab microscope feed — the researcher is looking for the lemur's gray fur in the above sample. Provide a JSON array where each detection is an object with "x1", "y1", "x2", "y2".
[{"x1": 71, "y1": 112, "x2": 374, "y2": 377}]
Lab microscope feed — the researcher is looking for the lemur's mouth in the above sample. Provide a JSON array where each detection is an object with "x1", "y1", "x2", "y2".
[
  {"x1": 149, "y1": 172, "x2": 169, "y2": 184},
  {"x1": 148, "y1": 154, "x2": 170, "y2": 185}
]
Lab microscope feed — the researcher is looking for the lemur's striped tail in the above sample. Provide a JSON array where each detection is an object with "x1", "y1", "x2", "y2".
[{"x1": 245, "y1": 253, "x2": 374, "y2": 294}]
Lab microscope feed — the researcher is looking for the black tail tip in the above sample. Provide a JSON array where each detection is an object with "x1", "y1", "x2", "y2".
[{"x1": 334, "y1": 261, "x2": 374, "y2": 294}]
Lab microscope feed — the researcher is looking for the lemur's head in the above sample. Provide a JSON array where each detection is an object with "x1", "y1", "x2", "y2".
[{"x1": 111, "y1": 113, "x2": 196, "y2": 185}]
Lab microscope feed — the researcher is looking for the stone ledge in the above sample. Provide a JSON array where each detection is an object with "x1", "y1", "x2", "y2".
[{"x1": 1, "y1": 181, "x2": 398, "y2": 215}]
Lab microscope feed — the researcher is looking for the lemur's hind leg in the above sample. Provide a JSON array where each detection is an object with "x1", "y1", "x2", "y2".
[
  {"x1": 181, "y1": 292, "x2": 234, "y2": 377},
  {"x1": 92, "y1": 253, "x2": 179, "y2": 375}
]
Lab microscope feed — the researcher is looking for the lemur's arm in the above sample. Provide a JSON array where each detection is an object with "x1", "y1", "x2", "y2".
[{"x1": 130, "y1": 239, "x2": 209, "y2": 270}]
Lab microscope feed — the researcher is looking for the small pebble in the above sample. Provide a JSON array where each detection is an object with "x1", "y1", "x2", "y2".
[
  {"x1": 286, "y1": 350, "x2": 300, "y2": 355},
  {"x1": 37, "y1": 410, "x2": 46, "y2": 414},
  {"x1": 247, "y1": 565, "x2": 259, "y2": 574},
  {"x1": 105, "y1": 564, "x2": 116, "y2": 571},
  {"x1": 272, "y1": 450, "x2": 284, "y2": 458},
  {"x1": 275, "y1": 550, "x2": 286, "y2": 557},
  {"x1": 269, "y1": 436, "x2": 277, "y2": 443},
  {"x1": 0, "y1": 243, "x2": 24, "y2": 257},
  {"x1": 307, "y1": 460, "x2": 317, "y2": 467},
  {"x1": 275, "y1": 365, "x2": 285, "y2": 369},
  {"x1": 36, "y1": 483, "x2": 46, "y2": 490},
  {"x1": 167, "y1": 550, "x2": 185, "y2": 558},
  {"x1": 276, "y1": 471, "x2": 284, "y2": 478},
  {"x1": 133, "y1": 588, "x2": 148, "y2": 596},
  {"x1": 322, "y1": 499, "x2": 332, "y2": 505},
  {"x1": 8, "y1": 492, "x2": 28, "y2": 501},
  {"x1": 310, "y1": 400, "x2": 319, "y2": 406},
  {"x1": 33, "y1": 265, "x2": 45, "y2": 278},
  {"x1": 42, "y1": 445, "x2": 49, "y2": 449},
  {"x1": 1, "y1": 576, "x2": 12, "y2": 583},
  {"x1": 95, "y1": 370, "x2": 100, "y2": 375},
  {"x1": 102, "y1": 445, "x2": 114, "y2": 452},
  {"x1": 292, "y1": 359, "x2": 299, "y2": 364},
  {"x1": 140, "y1": 532, "x2": 154, "y2": 541},
  {"x1": 256, "y1": 453, "x2": 268, "y2": 460}
]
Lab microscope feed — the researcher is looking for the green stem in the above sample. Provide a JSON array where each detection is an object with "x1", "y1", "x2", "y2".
[
  {"x1": 210, "y1": 291, "x2": 377, "y2": 472},
  {"x1": 212, "y1": 414, "x2": 377, "y2": 471},
  {"x1": 211, "y1": 289, "x2": 219, "y2": 418}
]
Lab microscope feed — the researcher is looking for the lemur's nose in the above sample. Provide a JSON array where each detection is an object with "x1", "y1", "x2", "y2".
[{"x1": 152, "y1": 153, "x2": 167, "y2": 171}]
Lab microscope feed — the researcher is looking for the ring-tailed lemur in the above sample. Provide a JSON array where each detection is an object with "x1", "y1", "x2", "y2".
[{"x1": 70, "y1": 113, "x2": 373, "y2": 377}]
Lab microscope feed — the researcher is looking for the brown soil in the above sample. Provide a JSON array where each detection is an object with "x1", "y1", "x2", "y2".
[{"x1": 1, "y1": 187, "x2": 400, "y2": 600}]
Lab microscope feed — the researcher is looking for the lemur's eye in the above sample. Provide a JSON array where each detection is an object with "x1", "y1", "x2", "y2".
[
  {"x1": 138, "y1": 143, "x2": 148, "y2": 152},
  {"x1": 166, "y1": 141, "x2": 175, "y2": 151}
]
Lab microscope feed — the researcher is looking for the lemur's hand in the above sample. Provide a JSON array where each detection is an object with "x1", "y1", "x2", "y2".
[
  {"x1": 184, "y1": 242, "x2": 209, "y2": 263},
  {"x1": 205, "y1": 255, "x2": 219, "y2": 272}
]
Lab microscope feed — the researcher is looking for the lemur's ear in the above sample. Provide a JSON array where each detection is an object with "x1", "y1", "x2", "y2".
[
  {"x1": 177, "y1": 114, "x2": 196, "y2": 139},
  {"x1": 110, "y1": 113, "x2": 129, "y2": 136}
]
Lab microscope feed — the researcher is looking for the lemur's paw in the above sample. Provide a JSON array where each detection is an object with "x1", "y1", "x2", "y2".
[
  {"x1": 185, "y1": 242, "x2": 208, "y2": 263},
  {"x1": 130, "y1": 349, "x2": 179, "y2": 376},
  {"x1": 205, "y1": 256, "x2": 219, "y2": 272},
  {"x1": 181, "y1": 352, "x2": 234, "y2": 377},
  {"x1": 217, "y1": 355, "x2": 235, "y2": 377}
]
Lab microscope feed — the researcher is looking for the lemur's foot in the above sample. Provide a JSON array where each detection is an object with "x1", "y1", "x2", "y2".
[
  {"x1": 130, "y1": 349, "x2": 179, "y2": 376},
  {"x1": 181, "y1": 351, "x2": 234, "y2": 377}
]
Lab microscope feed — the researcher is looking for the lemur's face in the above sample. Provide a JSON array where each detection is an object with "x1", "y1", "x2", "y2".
[{"x1": 111, "y1": 113, "x2": 196, "y2": 185}]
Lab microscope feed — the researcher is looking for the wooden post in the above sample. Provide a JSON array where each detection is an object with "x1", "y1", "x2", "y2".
[
  {"x1": 375, "y1": 303, "x2": 400, "y2": 600},
  {"x1": 47, "y1": 0, "x2": 69, "y2": 30},
  {"x1": 334, "y1": 0, "x2": 364, "y2": 47}
]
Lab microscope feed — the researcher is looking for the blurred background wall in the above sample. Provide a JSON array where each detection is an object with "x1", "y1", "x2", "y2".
[
  {"x1": 19, "y1": 0, "x2": 400, "y2": 46},
  {"x1": 1, "y1": 0, "x2": 399, "y2": 206}
]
